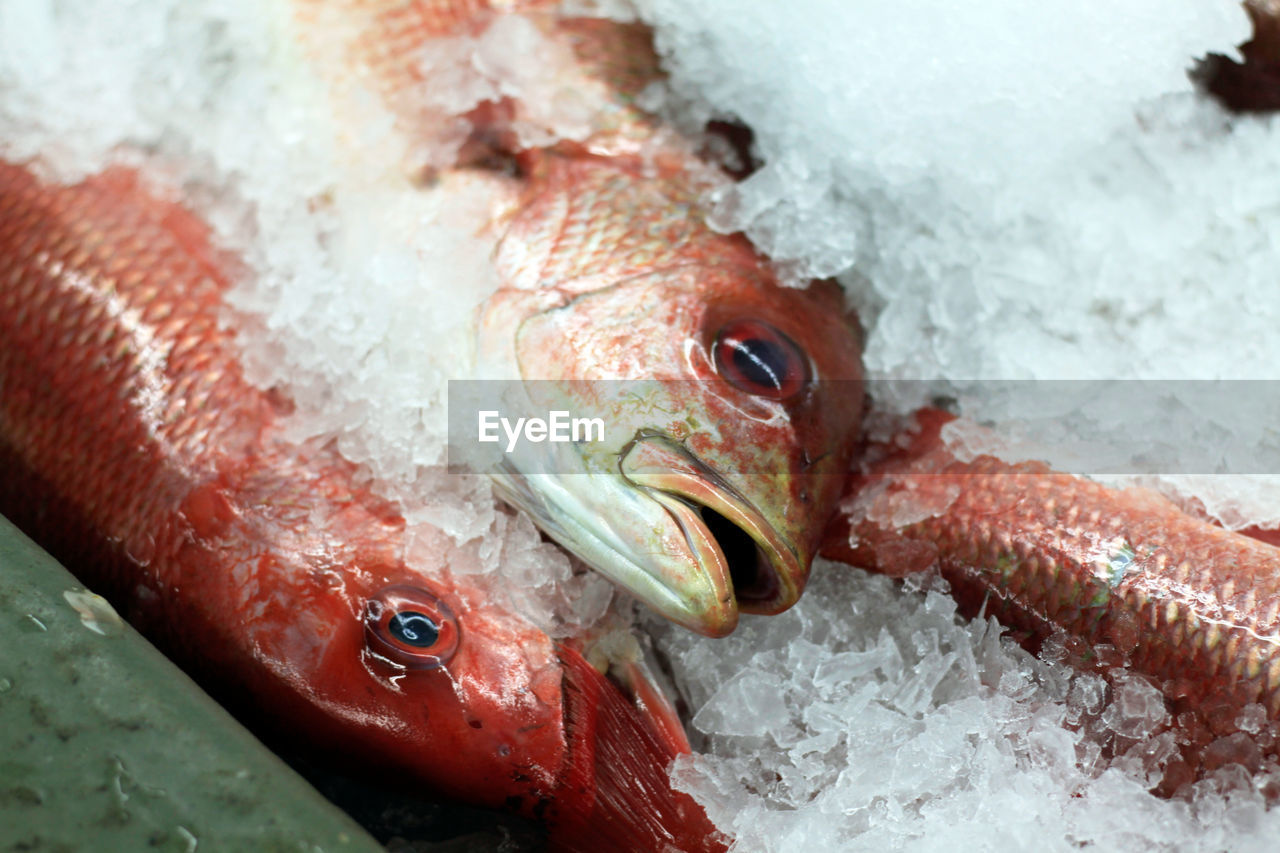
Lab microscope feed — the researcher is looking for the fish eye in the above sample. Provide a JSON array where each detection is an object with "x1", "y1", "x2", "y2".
[
  {"x1": 712, "y1": 319, "x2": 810, "y2": 400},
  {"x1": 364, "y1": 585, "x2": 459, "y2": 670}
]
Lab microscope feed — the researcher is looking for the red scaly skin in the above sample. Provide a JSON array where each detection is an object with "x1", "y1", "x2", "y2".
[
  {"x1": 822, "y1": 408, "x2": 1280, "y2": 786},
  {"x1": 295, "y1": 0, "x2": 867, "y2": 636},
  {"x1": 0, "y1": 162, "x2": 724, "y2": 852}
]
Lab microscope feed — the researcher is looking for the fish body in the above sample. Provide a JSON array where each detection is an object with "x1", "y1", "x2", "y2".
[
  {"x1": 823, "y1": 407, "x2": 1280, "y2": 784},
  {"x1": 0, "y1": 162, "x2": 720, "y2": 851}
]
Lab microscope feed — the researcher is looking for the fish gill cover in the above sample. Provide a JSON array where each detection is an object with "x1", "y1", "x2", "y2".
[{"x1": 4, "y1": 0, "x2": 1280, "y2": 850}]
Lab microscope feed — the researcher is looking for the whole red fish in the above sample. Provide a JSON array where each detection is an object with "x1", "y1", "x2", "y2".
[
  {"x1": 822, "y1": 407, "x2": 1280, "y2": 787},
  {"x1": 0, "y1": 161, "x2": 722, "y2": 851}
]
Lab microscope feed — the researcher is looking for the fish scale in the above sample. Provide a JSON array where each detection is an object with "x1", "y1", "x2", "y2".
[
  {"x1": 0, "y1": 160, "x2": 726, "y2": 850},
  {"x1": 0, "y1": 164, "x2": 285, "y2": 637},
  {"x1": 1, "y1": 0, "x2": 869, "y2": 843},
  {"x1": 823, "y1": 408, "x2": 1280, "y2": 783},
  {"x1": 496, "y1": 158, "x2": 745, "y2": 294}
]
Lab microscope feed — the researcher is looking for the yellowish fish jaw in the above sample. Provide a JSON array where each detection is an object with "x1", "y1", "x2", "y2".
[
  {"x1": 483, "y1": 426, "x2": 814, "y2": 637},
  {"x1": 618, "y1": 434, "x2": 805, "y2": 615},
  {"x1": 489, "y1": 458, "x2": 740, "y2": 637}
]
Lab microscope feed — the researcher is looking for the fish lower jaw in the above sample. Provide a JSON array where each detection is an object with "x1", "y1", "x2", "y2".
[
  {"x1": 645, "y1": 488, "x2": 791, "y2": 618},
  {"x1": 487, "y1": 468, "x2": 741, "y2": 637},
  {"x1": 619, "y1": 435, "x2": 804, "y2": 627}
]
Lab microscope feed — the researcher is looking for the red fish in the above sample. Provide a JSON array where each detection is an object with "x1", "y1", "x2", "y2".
[
  {"x1": 822, "y1": 407, "x2": 1280, "y2": 787},
  {"x1": 0, "y1": 161, "x2": 723, "y2": 852},
  {"x1": 293, "y1": 0, "x2": 867, "y2": 638}
]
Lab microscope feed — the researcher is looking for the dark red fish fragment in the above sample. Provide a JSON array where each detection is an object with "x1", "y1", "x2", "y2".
[
  {"x1": 1193, "y1": 1, "x2": 1280, "y2": 113},
  {"x1": 550, "y1": 646, "x2": 727, "y2": 853}
]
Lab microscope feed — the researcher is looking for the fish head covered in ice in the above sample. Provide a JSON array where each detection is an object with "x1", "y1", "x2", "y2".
[
  {"x1": 290, "y1": 0, "x2": 864, "y2": 635},
  {"x1": 475, "y1": 156, "x2": 865, "y2": 637},
  {"x1": 249, "y1": 538, "x2": 567, "y2": 803},
  {"x1": 241, "y1": 516, "x2": 715, "y2": 849}
]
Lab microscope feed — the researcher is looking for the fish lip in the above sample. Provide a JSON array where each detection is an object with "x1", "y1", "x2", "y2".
[
  {"x1": 619, "y1": 432, "x2": 802, "y2": 620},
  {"x1": 487, "y1": 464, "x2": 740, "y2": 637}
]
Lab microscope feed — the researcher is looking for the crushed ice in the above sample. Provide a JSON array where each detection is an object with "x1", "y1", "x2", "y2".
[
  {"x1": 7, "y1": 0, "x2": 1280, "y2": 848},
  {"x1": 652, "y1": 567, "x2": 1280, "y2": 851}
]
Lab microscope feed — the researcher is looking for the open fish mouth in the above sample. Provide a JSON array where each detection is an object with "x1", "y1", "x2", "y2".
[
  {"x1": 487, "y1": 430, "x2": 805, "y2": 638},
  {"x1": 620, "y1": 433, "x2": 802, "y2": 629},
  {"x1": 649, "y1": 495, "x2": 784, "y2": 607}
]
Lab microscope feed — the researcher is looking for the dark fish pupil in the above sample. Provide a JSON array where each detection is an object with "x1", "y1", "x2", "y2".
[
  {"x1": 731, "y1": 338, "x2": 786, "y2": 391},
  {"x1": 388, "y1": 611, "x2": 439, "y2": 648}
]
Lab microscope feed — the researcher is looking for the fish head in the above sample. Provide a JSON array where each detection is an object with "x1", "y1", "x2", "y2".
[
  {"x1": 482, "y1": 263, "x2": 864, "y2": 637},
  {"x1": 252, "y1": 534, "x2": 719, "y2": 850}
]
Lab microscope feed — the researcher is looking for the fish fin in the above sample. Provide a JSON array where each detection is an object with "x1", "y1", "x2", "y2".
[{"x1": 548, "y1": 646, "x2": 726, "y2": 853}]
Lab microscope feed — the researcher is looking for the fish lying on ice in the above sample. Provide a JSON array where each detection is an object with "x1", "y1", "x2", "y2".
[
  {"x1": 294, "y1": 0, "x2": 867, "y2": 638},
  {"x1": 822, "y1": 407, "x2": 1280, "y2": 789},
  {"x1": 0, "y1": 161, "x2": 724, "y2": 852},
  {"x1": 0, "y1": 0, "x2": 869, "y2": 843}
]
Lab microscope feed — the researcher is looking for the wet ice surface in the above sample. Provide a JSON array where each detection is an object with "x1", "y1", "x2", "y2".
[
  {"x1": 7, "y1": 0, "x2": 1280, "y2": 850},
  {"x1": 651, "y1": 567, "x2": 1280, "y2": 851}
]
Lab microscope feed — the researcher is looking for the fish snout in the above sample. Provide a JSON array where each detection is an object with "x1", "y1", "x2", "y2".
[{"x1": 620, "y1": 433, "x2": 805, "y2": 634}]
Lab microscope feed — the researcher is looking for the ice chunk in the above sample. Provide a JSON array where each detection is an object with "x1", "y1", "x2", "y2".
[
  {"x1": 1100, "y1": 671, "x2": 1170, "y2": 741},
  {"x1": 693, "y1": 669, "x2": 793, "y2": 740}
]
